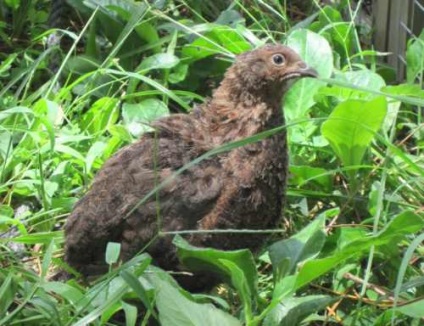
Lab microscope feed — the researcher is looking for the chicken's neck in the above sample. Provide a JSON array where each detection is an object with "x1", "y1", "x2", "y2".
[{"x1": 203, "y1": 77, "x2": 285, "y2": 143}]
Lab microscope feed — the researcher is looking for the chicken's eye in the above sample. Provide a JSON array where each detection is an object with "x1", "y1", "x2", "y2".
[{"x1": 272, "y1": 54, "x2": 285, "y2": 66}]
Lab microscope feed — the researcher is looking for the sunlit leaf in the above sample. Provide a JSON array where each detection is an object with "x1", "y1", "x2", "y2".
[
  {"x1": 321, "y1": 96, "x2": 387, "y2": 175},
  {"x1": 80, "y1": 97, "x2": 120, "y2": 135},
  {"x1": 319, "y1": 70, "x2": 386, "y2": 101},
  {"x1": 284, "y1": 29, "x2": 333, "y2": 121}
]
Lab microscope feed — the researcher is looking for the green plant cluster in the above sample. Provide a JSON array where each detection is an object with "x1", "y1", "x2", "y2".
[{"x1": 0, "y1": 1, "x2": 424, "y2": 325}]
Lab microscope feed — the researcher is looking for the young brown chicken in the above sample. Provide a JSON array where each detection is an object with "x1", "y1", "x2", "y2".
[{"x1": 64, "y1": 44, "x2": 317, "y2": 290}]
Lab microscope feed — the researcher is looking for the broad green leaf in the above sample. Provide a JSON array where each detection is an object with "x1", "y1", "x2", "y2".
[
  {"x1": 0, "y1": 53, "x2": 17, "y2": 77},
  {"x1": 289, "y1": 165, "x2": 332, "y2": 190},
  {"x1": 321, "y1": 76, "x2": 424, "y2": 107},
  {"x1": 105, "y1": 68, "x2": 191, "y2": 111},
  {"x1": 95, "y1": 1, "x2": 159, "y2": 52},
  {"x1": 109, "y1": 124, "x2": 133, "y2": 142},
  {"x1": 100, "y1": 302, "x2": 123, "y2": 325},
  {"x1": 80, "y1": 97, "x2": 120, "y2": 135},
  {"x1": 28, "y1": 293, "x2": 61, "y2": 323},
  {"x1": 173, "y1": 235, "x2": 258, "y2": 298},
  {"x1": 66, "y1": 55, "x2": 101, "y2": 74},
  {"x1": 0, "y1": 131, "x2": 12, "y2": 160},
  {"x1": 130, "y1": 53, "x2": 180, "y2": 93},
  {"x1": 138, "y1": 53, "x2": 180, "y2": 72},
  {"x1": 27, "y1": 99, "x2": 57, "y2": 151},
  {"x1": 268, "y1": 213, "x2": 327, "y2": 280},
  {"x1": 182, "y1": 26, "x2": 249, "y2": 62},
  {"x1": 38, "y1": 99, "x2": 64, "y2": 126},
  {"x1": 92, "y1": 0, "x2": 149, "y2": 69},
  {"x1": 263, "y1": 295, "x2": 336, "y2": 326},
  {"x1": 396, "y1": 299, "x2": 424, "y2": 318},
  {"x1": 121, "y1": 301, "x2": 137, "y2": 326},
  {"x1": 406, "y1": 29, "x2": 424, "y2": 83},
  {"x1": 75, "y1": 254, "x2": 151, "y2": 326},
  {"x1": 335, "y1": 227, "x2": 368, "y2": 249},
  {"x1": 219, "y1": 259, "x2": 252, "y2": 319},
  {"x1": 215, "y1": 9, "x2": 244, "y2": 26},
  {"x1": 147, "y1": 266, "x2": 241, "y2": 326},
  {"x1": 75, "y1": 281, "x2": 129, "y2": 326},
  {"x1": 182, "y1": 36, "x2": 224, "y2": 62},
  {"x1": 47, "y1": 144, "x2": 86, "y2": 161},
  {"x1": 381, "y1": 83, "x2": 424, "y2": 132},
  {"x1": 10, "y1": 231, "x2": 62, "y2": 245},
  {"x1": 0, "y1": 205, "x2": 24, "y2": 234},
  {"x1": 105, "y1": 242, "x2": 121, "y2": 265},
  {"x1": 120, "y1": 269, "x2": 155, "y2": 313},
  {"x1": 86, "y1": 141, "x2": 107, "y2": 173},
  {"x1": 134, "y1": 22, "x2": 160, "y2": 53},
  {"x1": 44, "y1": 180, "x2": 59, "y2": 201},
  {"x1": 0, "y1": 273, "x2": 15, "y2": 317},
  {"x1": 310, "y1": 6, "x2": 354, "y2": 60},
  {"x1": 0, "y1": 106, "x2": 33, "y2": 120},
  {"x1": 169, "y1": 63, "x2": 189, "y2": 84},
  {"x1": 392, "y1": 233, "x2": 424, "y2": 312},
  {"x1": 321, "y1": 96, "x2": 387, "y2": 174},
  {"x1": 41, "y1": 241, "x2": 55, "y2": 279},
  {"x1": 295, "y1": 211, "x2": 424, "y2": 289},
  {"x1": 41, "y1": 282, "x2": 85, "y2": 306},
  {"x1": 319, "y1": 70, "x2": 386, "y2": 101},
  {"x1": 0, "y1": 205, "x2": 13, "y2": 219},
  {"x1": 122, "y1": 99, "x2": 169, "y2": 137},
  {"x1": 284, "y1": 29, "x2": 333, "y2": 121},
  {"x1": 382, "y1": 84, "x2": 424, "y2": 98},
  {"x1": 51, "y1": 197, "x2": 78, "y2": 212}
]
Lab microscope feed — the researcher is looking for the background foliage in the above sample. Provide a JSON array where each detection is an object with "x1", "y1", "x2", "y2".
[{"x1": 0, "y1": 0, "x2": 423, "y2": 325}]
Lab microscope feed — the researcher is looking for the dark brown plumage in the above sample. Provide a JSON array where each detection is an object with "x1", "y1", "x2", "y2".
[{"x1": 64, "y1": 44, "x2": 317, "y2": 290}]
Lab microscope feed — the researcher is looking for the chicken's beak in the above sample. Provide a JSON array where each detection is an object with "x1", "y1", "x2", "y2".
[
  {"x1": 280, "y1": 63, "x2": 319, "y2": 83},
  {"x1": 298, "y1": 65, "x2": 318, "y2": 78}
]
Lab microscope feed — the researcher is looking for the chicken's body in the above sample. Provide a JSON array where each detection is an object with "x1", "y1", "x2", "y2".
[{"x1": 64, "y1": 44, "x2": 317, "y2": 290}]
